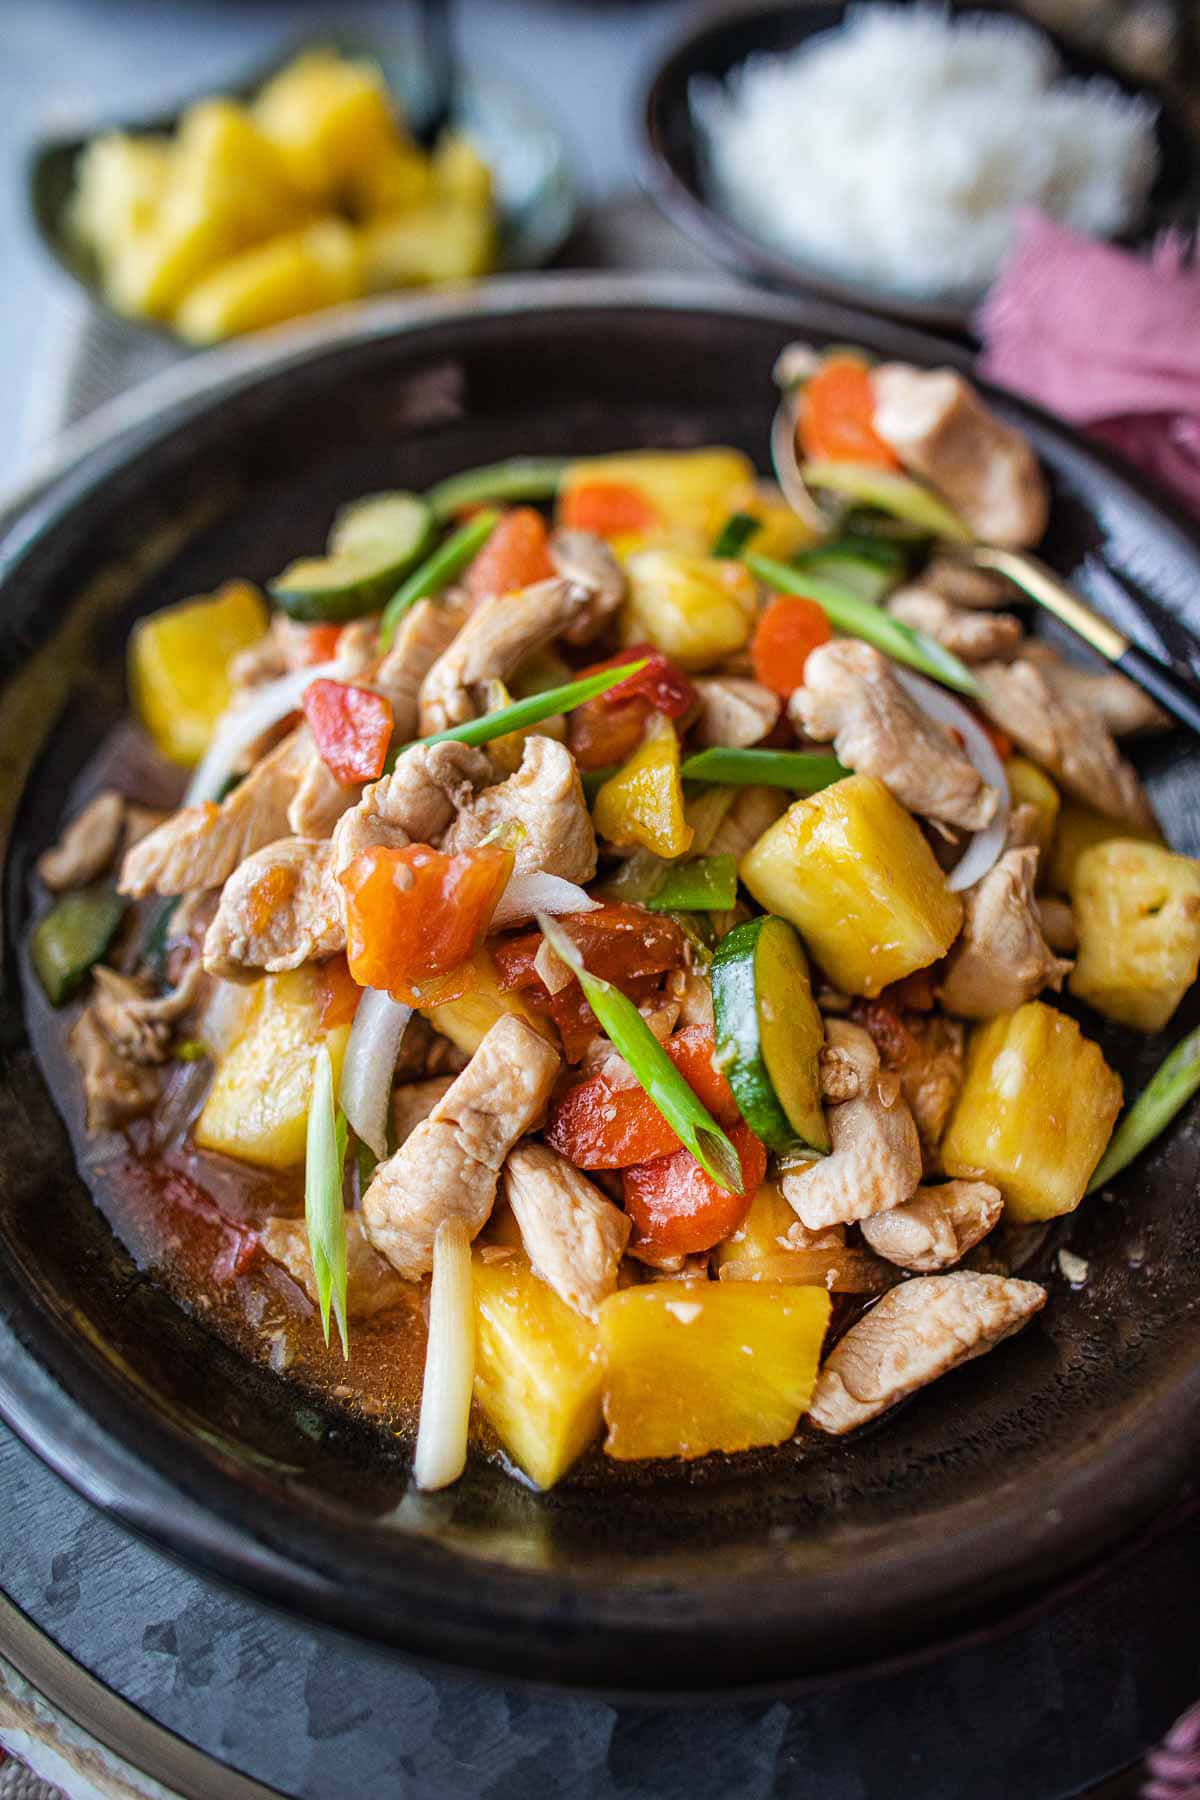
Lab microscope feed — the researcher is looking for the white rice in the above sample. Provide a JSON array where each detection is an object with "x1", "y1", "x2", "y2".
[{"x1": 693, "y1": 5, "x2": 1160, "y2": 296}]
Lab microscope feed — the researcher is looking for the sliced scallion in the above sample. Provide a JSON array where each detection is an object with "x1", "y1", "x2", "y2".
[
  {"x1": 389, "y1": 660, "x2": 650, "y2": 767},
  {"x1": 305, "y1": 1042, "x2": 350, "y2": 1357},
  {"x1": 1087, "y1": 1024, "x2": 1200, "y2": 1194},
  {"x1": 379, "y1": 509, "x2": 500, "y2": 649},
  {"x1": 646, "y1": 854, "x2": 738, "y2": 913},
  {"x1": 711, "y1": 512, "x2": 761, "y2": 558},
  {"x1": 680, "y1": 747, "x2": 847, "y2": 790},
  {"x1": 426, "y1": 457, "x2": 566, "y2": 523}
]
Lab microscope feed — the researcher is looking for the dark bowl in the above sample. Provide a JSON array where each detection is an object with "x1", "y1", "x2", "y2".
[
  {"x1": 640, "y1": 0, "x2": 1200, "y2": 331},
  {"x1": 2, "y1": 276, "x2": 1200, "y2": 1693}
]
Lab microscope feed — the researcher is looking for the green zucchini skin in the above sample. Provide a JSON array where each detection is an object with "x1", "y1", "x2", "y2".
[
  {"x1": 269, "y1": 491, "x2": 436, "y2": 621},
  {"x1": 712, "y1": 915, "x2": 829, "y2": 1154}
]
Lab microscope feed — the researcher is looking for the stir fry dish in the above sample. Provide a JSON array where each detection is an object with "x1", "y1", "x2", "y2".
[{"x1": 30, "y1": 346, "x2": 1200, "y2": 1493}]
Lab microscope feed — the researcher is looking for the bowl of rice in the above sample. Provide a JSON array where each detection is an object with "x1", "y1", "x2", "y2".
[{"x1": 640, "y1": 0, "x2": 1200, "y2": 328}]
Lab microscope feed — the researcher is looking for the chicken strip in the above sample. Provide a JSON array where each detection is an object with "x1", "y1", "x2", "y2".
[
  {"x1": 861, "y1": 1179, "x2": 1002, "y2": 1273},
  {"x1": 374, "y1": 598, "x2": 465, "y2": 741},
  {"x1": 38, "y1": 791, "x2": 126, "y2": 890},
  {"x1": 546, "y1": 529, "x2": 626, "y2": 641},
  {"x1": 91, "y1": 959, "x2": 202, "y2": 1065},
  {"x1": 203, "y1": 838, "x2": 345, "y2": 981},
  {"x1": 885, "y1": 586, "x2": 1023, "y2": 663},
  {"x1": 782, "y1": 1020, "x2": 922, "y2": 1230},
  {"x1": 362, "y1": 1015, "x2": 561, "y2": 1279},
  {"x1": 923, "y1": 557, "x2": 1017, "y2": 610},
  {"x1": 261, "y1": 1214, "x2": 411, "y2": 1320},
  {"x1": 1021, "y1": 641, "x2": 1169, "y2": 738},
  {"x1": 977, "y1": 656, "x2": 1154, "y2": 827},
  {"x1": 419, "y1": 577, "x2": 593, "y2": 735},
  {"x1": 502, "y1": 1142, "x2": 631, "y2": 1320},
  {"x1": 808, "y1": 1270, "x2": 1046, "y2": 1434},
  {"x1": 392, "y1": 1076, "x2": 456, "y2": 1147},
  {"x1": 791, "y1": 640, "x2": 998, "y2": 832},
  {"x1": 691, "y1": 677, "x2": 781, "y2": 748},
  {"x1": 69, "y1": 1007, "x2": 162, "y2": 1132},
  {"x1": 871, "y1": 364, "x2": 1049, "y2": 548},
  {"x1": 939, "y1": 846, "x2": 1071, "y2": 1020},
  {"x1": 442, "y1": 735, "x2": 597, "y2": 883},
  {"x1": 854, "y1": 1003, "x2": 964, "y2": 1170},
  {"x1": 331, "y1": 741, "x2": 493, "y2": 875}
]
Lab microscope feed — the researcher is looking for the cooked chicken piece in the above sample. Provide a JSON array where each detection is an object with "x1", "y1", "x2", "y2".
[
  {"x1": 808, "y1": 1270, "x2": 1046, "y2": 1434},
  {"x1": 1004, "y1": 802, "x2": 1042, "y2": 854},
  {"x1": 69, "y1": 1006, "x2": 162, "y2": 1132},
  {"x1": 885, "y1": 586, "x2": 1023, "y2": 663},
  {"x1": 203, "y1": 838, "x2": 345, "y2": 981},
  {"x1": 977, "y1": 656, "x2": 1153, "y2": 827},
  {"x1": 228, "y1": 613, "x2": 338, "y2": 694},
  {"x1": 502, "y1": 1142, "x2": 631, "y2": 1320},
  {"x1": 707, "y1": 785, "x2": 786, "y2": 861},
  {"x1": 391, "y1": 1076, "x2": 456, "y2": 1148},
  {"x1": 392, "y1": 1015, "x2": 468, "y2": 1082},
  {"x1": 374, "y1": 598, "x2": 465, "y2": 742},
  {"x1": 783, "y1": 1019, "x2": 921, "y2": 1230},
  {"x1": 854, "y1": 1004, "x2": 964, "y2": 1171},
  {"x1": 546, "y1": 530, "x2": 626, "y2": 641},
  {"x1": 1021, "y1": 641, "x2": 1170, "y2": 738},
  {"x1": 871, "y1": 364, "x2": 1049, "y2": 548},
  {"x1": 783, "y1": 1219, "x2": 846, "y2": 1253},
  {"x1": 38, "y1": 791, "x2": 126, "y2": 891},
  {"x1": 665, "y1": 967, "x2": 715, "y2": 1030},
  {"x1": 123, "y1": 804, "x2": 168, "y2": 850},
  {"x1": 419, "y1": 577, "x2": 592, "y2": 735},
  {"x1": 939, "y1": 847, "x2": 1071, "y2": 1019},
  {"x1": 90, "y1": 959, "x2": 203, "y2": 1065},
  {"x1": 442, "y1": 736, "x2": 597, "y2": 883},
  {"x1": 286, "y1": 733, "x2": 358, "y2": 839},
  {"x1": 261, "y1": 1214, "x2": 411, "y2": 1319},
  {"x1": 792, "y1": 640, "x2": 998, "y2": 832},
  {"x1": 1037, "y1": 895, "x2": 1078, "y2": 954},
  {"x1": 330, "y1": 740, "x2": 493, "y2": 876},
  {"x1": 818, "y1": 1021, "x2": 877, "y2": 1104},
  {"x1": 121, "y1": 730, "x2": 312, "y2": 899},
  {"x1": 861, "y1": 1179, "x2": 1003, "y2": 1273},
  {"x1": 362, "y1": 1015, "x2": 561, "y2": 1279},
  {"x1": 923, "y1": 557, "x2": 1017, "y2": 610},
  {"x1": 691, "y1": 677, "x2": 781, "y2": 748}
]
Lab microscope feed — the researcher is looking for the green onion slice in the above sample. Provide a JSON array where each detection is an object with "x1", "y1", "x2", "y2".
[
  {"x1": 426, "y1": 457, "x2": 565, "y2": 523},
  {"x1": 389, "y1": 659, "x2": 650, "y2": 767},
  {"x1": 646, "y1": 855, "x2": 738, "y2": 913},
  {"x1": 305, "y1": 1043, "x2": 350, "y2": 1357},
  {"x1": 537, "y1": 912, "x2": 743, "y2": 1194},
  {"x1": 1087, "y1": 1024, "x2": 1200, "y2": 1194},
  {"x1": 681, "y1": 747, "x2": 848, "y2": 790},
  {"x1": 711, "y1": 512, "x2": 761, "y2": 558},
  {"x1": 379, "y1": 509, "x2": 500, "y2": 649},
  {"x1": 745, "y1": 552, "x2": 980, "y2": 697}
]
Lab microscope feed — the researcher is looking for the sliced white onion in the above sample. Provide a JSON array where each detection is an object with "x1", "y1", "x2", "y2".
[
  {"x1": 489, "y1": 870, "x2": 600, "y2": 932},
  {"x1": 185, "y1": 657, "x2": 350, "y2": 806},
  {"x1": 338, "y1": 987, "x2": 412, "y2": 1162},
  {"x1": 414, "y1": 1217, "x2": 474, "y2": 1492},
  {"x1": 891, "y1": 666, "x2": 1010, "y2": 893}
]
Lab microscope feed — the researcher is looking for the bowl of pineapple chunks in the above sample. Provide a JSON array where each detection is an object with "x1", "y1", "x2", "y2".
[{"x1": 30, "y1": 42, "x2": 576, "y2": 344}]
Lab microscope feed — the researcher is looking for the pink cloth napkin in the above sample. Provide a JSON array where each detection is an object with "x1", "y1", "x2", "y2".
[{"x1": 976, "y1": 210, "x2": 1200, "y2": 514}]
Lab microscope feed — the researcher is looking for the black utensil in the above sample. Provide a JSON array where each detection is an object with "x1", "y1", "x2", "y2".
[{"x1": 413, "y1": 0, "x2": 454, "y2": 149}]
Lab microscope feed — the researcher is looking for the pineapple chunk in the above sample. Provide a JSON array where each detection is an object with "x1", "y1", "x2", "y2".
[
  {"x1": 433, "y1": 134, "x2": 494, "y2": 208},
  {"x1": 172, "y1": 98, "x2": 311, "y2": 245},
  {"x1": 734, "y1": 482, "x2": 821, "y2": 559},
  {"x1": 621, "y1": 551, "x2": 758, "y2": 670},
  {"x1": 473, "y1": 1253, "x2": 603, "y2": 1488},
  {"x1": 174, "y1": 219, "x2": 362, "y2": 344},
  {"x1": 1046, "y1": 799, "x2": 1161, "y2": 896},
  {"x1": 740, "y1": 774, "x2": 962, "y2": 997},
  {"x1": 359, "y1": 199, "x2": 495, "y2": 293},
  {"x1": 254, "y1": 49, "x2": 398, "y2": 196},
  {"x1": 195, "y1": 968, "x2": 350, "y2": 1170},
  {"x1": 1070, "y1": 839, "x2": 1200, "y2": 1031},
  {"x1": 70, "y1": 132, "x2": 170, "y2": 259},
  {"x1": 350, "y1": 141, "x2": 433, "y2": 218},
  {"x1": 130, "y1": 580, "x2": 268, "y2": 765},
  {"x1": 598, "y1": 1282, "x2": 831, "y2": 1461},
  {"x1": 420, "y1": 948, "x2": 555, "y2": 1056},
  {"x1": 105, "y1": 198, "x2": 240, "y2": 320},
  {"x1": 592, "y1": 716, "x2": 693, "y2": 858},
  {"x1": 1004, "y1": 756, "x2": 1059, "y2": 867},
  {"x1": 713, "y1": 1182, "x2": 799, "y2": 1272},
  {"x1": 941, "y1": 1001, "x2": 1122, "y2": 1222},
  {"x1": 559, "y1": 449, "x2": 757, "y2": 556}
]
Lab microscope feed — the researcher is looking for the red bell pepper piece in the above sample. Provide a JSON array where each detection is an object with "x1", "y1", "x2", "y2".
[
  {"x1": 568, "y1": 645, "x2": 697, "y2": 770},
  {"x1": 465, "y1": 507, "x2": 554, "y2": 604},
  {"x1": 545, "y1": 1026, "x2": 738, "y2": 1168},
  {"x1": 559, "y1": 482, "x2": 660, "y2": 538},
  {"x1": 751, "y1": 596, "x2": 832, "y2": 697},
  {"x1": 340, "y1": 842, "x2": 512, "y2": 1005},
  {"x1": 623, "y1": 1121, "x2": 766, "y2": 1257},
  {"x1": 302, "y1": 679, "x2": 394, "y2": 784}
]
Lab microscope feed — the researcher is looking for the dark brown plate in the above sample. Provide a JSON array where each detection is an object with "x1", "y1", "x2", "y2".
[
  {"x1": 639, "y1": 0, "x2": 1200, "y2": 330},
  {"x1": 1, "y1": 277, "x2": 1199, "y2": 1691}
]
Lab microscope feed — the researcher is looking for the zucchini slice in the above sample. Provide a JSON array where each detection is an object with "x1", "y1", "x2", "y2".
[
  {"x1": 712, "y1": 915, "x2": 829, "y2": 1154},
  {"x1": 801, "y1": 461, "x2": 972, "y2": 544},
  {"x1": 270, "y1": 491, "x2": 436, "y2": 621},
  {"x1": 791, "y1": 535, "x2": 907, "y2": 603}
]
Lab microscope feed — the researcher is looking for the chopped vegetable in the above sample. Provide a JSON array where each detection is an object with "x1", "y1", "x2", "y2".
[
  {"x1": 427, "y1": 457, "x2": 565, "y2": 523},
  {"x1": 645, "y1": 854, "x2": 738, "y2": 913},
  {"x1": 890, "y1": 668, "x2": 1009, "y2": 892},
  {"x1": 568, "y1": 643, "x2": 697, "y2": 772},
  {"x1": 473, "y1": 1250, "x2": 604, "y2": 1489},
  {"x1": 623, "y1": 550, "x2": 758, "y2": 670},
  {"x1": 419, "y1": 947, "x2": 554, "y2": 1056},
  {"x1": 338, "y1": 986, "x2": 412, "y2": 1161},
  {"x1": 1087, "y1": 1023, "x2": 1200, "y2": 1193},
  {"x1": 559, "y1": 449, "x2": 755, "y2": 553},
  {"x1": 464, "y1": 507, "x2": 554, "y2": 603},
  {"x1": 304, "y1": 1041, "x2": 349, "y2": 1355},
  {"x1": 598, "y1": 1282, "x2": 830, "y2": 1462},
  {"x1": 185, "y1": 651, "x2": 349, "y2": 805},
  {"x1": 751, "y1": 594, "x2": 833, "y2": 695},
  {"x1": 712, "y1": 915, "x2": 829, "y2": 1153},
  {"x1": 798, "y1": 353, "x2": 900, "y2": 470},
  {"x1": 537, "y1": 913, "x2": 743, "y2": 1193},
  {"x1": 623, "y1": 1121, "x2": 765, "y2": 1257},
  {"x1": 740, "y1": 774, "x2": 963, "y2": 996},
  {"x1": 711, "y1": 1181, "x2": 891, "y2": 1291},
  {"x1": 340, "y1": 842, "x2": 513, "y2": 1005},
  {"x1": 545, "y1": 1024, "x2": 739, "y2": 1169},
  {"x1": 392, "y1": 658, "x2": 650, "y2": 761},
  {"x1": 790, "y1": 534, "x2": 907, "y2": 602},
  {"x1": 745, "y1": 553, "x2": 979, "y2": 696},
  {"x1": 302, "y1": 678, "x2": 394, "y2": 783},
  {"x1": 378, "y1": 509, "x2": 500, "y2": 648},
  {"x1": 269, "y1": 491, "x2": 435, "y2": 621},
  {"x1": 711, "y1": 511, "x2": 761, "y2": 557},
  {"x1": 1045, "y1": 799, "x2": 1162, "y2": 896},
  {"x1": 679, "y1": 747, "x2": 847, "y2": 791},
  {"x1": 131, "y1": 580, "x2": 268, "y2": 766},
  {"x1": 942, "y1": 1002, "x2": 1122, "y2": 1222},
  {"x1": 1070, "y1": 840, "x2": 1200, "y2": 1032},
  {"x1": 560, "y1": 481, "x2": 660, "y2": 538},
  {"x1": 489, "y1": 871, "x2": 599, "y2": 933},
  {"x1": 802, "y1": 460, "x2": 974, "y2": 542},
  {"x1": 592, "y1": 715, "x2": 694, "y2": 859},
  {"x1": 414, "y1": 1218, "x2": 474, "y2": 1490},
  {"x1": 31, "y1": 885, "x2": 127, "y2": 1006}
]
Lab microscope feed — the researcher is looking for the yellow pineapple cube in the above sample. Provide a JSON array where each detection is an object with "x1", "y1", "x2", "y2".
[
  {"x1": 1004, "y1": 756, "x2": 1060, "y2": 868},
  {"x1": 559, "y1": 448, "x2": 758, "y2": 557},
  {"x1": 253, "y1": 49, "x2": 399, "y2": 196},
  {"x1": 173, "y1": 219, "x2": 362, "y2": 344},
  {"x1": 592, "y1": 716, "x2": 693, "y2": 858},
  {"x1": 70, "y1": 132, "x2": 170, "y2": 260},
  {"x1": 713, "y1": 1183, "x2": 799, "y2": 1273},
  {"x1": 130, "y1": 580, "x2": 268, "y2": 765},
  {"x1": 172, "y1": 98, "x2": 311, "y2": 244},
  {"x1": 620, "y1": 550, "x2": 758, "y2": 669},
  {"x1": 1070, "y1": 839, "x2": 1200, "y2": 1031},
  {"x1": 739, "y1": 774, "x2": 963, "y2": 996},
  {"x1": 599, "y1": 1281, "x2": 831, "y2": 1461},
  {"x1": 359, "y1": 200, "x2": 495, "y2": 292},
  {"x1": 1046, "y1": 798, "x2": 1162, "y2": 896},
  {"x1": 941, "y1": 1001, "x2": 1122, "y2": 1221},
  {"x1": 433, "y1": 134, "x2": 494, "y2": 208},
  {"x1": 349, "y1": 141, "x2": 433, "y2": 218},
  {"x1": 473, "y1": 1253, "x2": 603, "y2": 1488},
  {"x1": 420, "y1": 949, "x2": 556, "y2": 1057}
]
